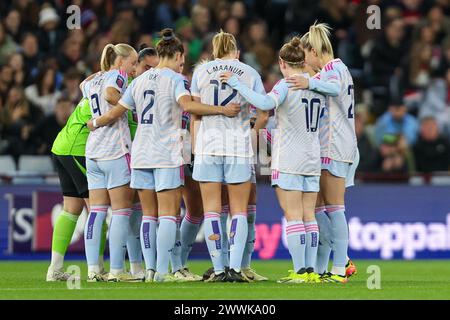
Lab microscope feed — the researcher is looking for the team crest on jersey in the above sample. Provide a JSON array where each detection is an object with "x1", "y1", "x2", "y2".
[
  {"x1": 208, "y1": 233, "x2": 220, "y2": 241},
  {"x1": 116, "y1": 75, "x2": 125, "y2": 88}
]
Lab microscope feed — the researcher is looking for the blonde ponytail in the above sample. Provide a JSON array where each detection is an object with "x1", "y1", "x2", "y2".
[
  {"x1": 300, "y1": 22, "x2": 334, "y2": 58},
  {"x1": 100, "y1": 43, "x2": 137, "y2": 71},
  {"x1": 212, "y1": 30, "x2": 238, "y2": 59}
]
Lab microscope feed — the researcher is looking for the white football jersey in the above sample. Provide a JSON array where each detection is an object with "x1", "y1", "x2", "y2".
[
  {"x1": 191, "y1": 59, "x2": 265, "y2": 158},
  {"x1": 119, "y1": 67, "x2": 190, "y2": 168},
  {"x1": 316, "y1": 59, "x2": 357, "y2": 163},
  {"x1": 268, "y1": 77, "x2": 325, "y2": 175},
  {"x1": 83, "y1": 69, "x2": 131, "y2": 160}
]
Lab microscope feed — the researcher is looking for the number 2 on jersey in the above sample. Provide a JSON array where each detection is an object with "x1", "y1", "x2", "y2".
[
  {"x1": 210, "y1": 80, "x2": 237, "y2": 106},
  {"x1": 141, "y1": 90, "x2": 155, "y2": 124},
  {"x1": 347, "y1": 84, "x2": 354, "y2": 119}
]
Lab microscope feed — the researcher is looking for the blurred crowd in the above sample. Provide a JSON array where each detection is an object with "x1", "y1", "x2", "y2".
[{"x1": 1, "y1": 0, "x2": 450, "y2": 176}]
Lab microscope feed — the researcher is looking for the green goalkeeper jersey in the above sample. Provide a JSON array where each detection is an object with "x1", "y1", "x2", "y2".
[{"x1": 51, "y1": 98, "x2": 137, "y2": 157}]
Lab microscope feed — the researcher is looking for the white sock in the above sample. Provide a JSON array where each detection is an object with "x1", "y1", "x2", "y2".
[
  {"x1": 50, "y1": 251, "x2": 64, "y2": 270},
  {"x1": 110, "y1": 268, "x2": 124, "y2": 276},
  {"x1": 130, "y1": 262, "x2": 143, "y2": 275},
  {"x1": 331, "y1": 266, "x2": 346, "y2": 276},
  {"x1": 88, "y1": 265, "x2": 100, "y2": 274}
]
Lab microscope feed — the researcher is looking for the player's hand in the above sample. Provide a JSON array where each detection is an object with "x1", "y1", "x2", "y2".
[
  {"x1": 286, "y1": 75, "x2": 309, "y2": 90},
  {"x1": 219, "y1": 72, "x2": 233, "y2": 83},
  {"x1": 87, "y1": 120, "x2": 96, "y2": 131},
  {"x1": 220, "y1": 72, "x2": 239, "y2": 88},
  {"x1": 222, "y1": 103, "x2": 241, "y2": 117}
]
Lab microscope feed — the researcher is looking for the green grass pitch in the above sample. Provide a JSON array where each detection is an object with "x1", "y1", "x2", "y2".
[{"x1": 0, "y1": 260, "x2": 449, "y2": 299}]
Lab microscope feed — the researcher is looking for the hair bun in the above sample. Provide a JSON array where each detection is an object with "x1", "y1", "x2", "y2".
[
  {"x1": 289, "y1": 36, "x2": 301, "y2": 48},
  {"x1": 161, "y1": 28, "x2": 175, "y2": 41}
]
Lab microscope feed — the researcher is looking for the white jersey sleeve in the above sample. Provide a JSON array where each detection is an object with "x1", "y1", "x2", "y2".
[
  {"x1": 119, "y1": 80, "x2": 136, "y2": 111},
  {"x1": 267, "y1": 79, "x2": 289, "y2": 107}
]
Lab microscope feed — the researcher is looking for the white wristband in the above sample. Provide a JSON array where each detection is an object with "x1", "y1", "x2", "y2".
[{"x1": 93, "y1": 118, "x2": 98, "y2": 128}]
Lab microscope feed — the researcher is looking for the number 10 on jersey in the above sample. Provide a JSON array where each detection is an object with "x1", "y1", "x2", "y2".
[{"x1": 302, "y1": 98, "x2": 321, "y2": 132}]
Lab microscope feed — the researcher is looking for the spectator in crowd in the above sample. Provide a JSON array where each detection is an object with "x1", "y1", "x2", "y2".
[
  {"x1": 438, "y1": 36, "x2": 450, "y2": 74},
  {"x1": 60, "y1": 68, "x2": 82, "y2": 105},
  {"x1": 374, "y1": 99, "x2": 419, "y2": 147},
  {"x1": 413, "y1": 116, "x2": 450, "y2": 172},
  {"x1": 370, "y1": 16, "x2": 407, "y2": 77},
  {"x1": 13, "y1": 0, "x2": 40, "y2": 30},
  {"x1": 191, "y1": 4, "x2": 211, "y2": 39},
  {"x1": 25, "y1": 67, "x2": 61, "y2": 116},
  {"x1": 33, "y1": 98, "x2": 73, "y2": 155},
  {"x1": 1, "y1": 86, "x2": 36, "y2": 160},
  {"x1": 80, "y1": 9, "x2": 99, "y2": 42},
  {"x1": 4, "y1": 9, "x2": 24, "y2": 44},
  {"x1": 7, "y1": 53, "x2": 25, "y2": 87},
  {"x1": 355, "y1": 108, "x2": 378, "y2": 172},
  {"x1": 316, "y1": 0, "x2": 353, "y2": 53},
  {"x1": 407, "y1": 42, "x2": 434, "y2": 89},
  {"x1": 57, "y1": 37, "x2": 83, "y2": 73},
  {"x1": 242, "y1": 19, "x2": 275, "y2": 74},
  {"x1": 0, "y1": 23, "x2": 18, "y2": 66},
  {"x1": 419, "y1": 68, "x2": 450, "y2": 138},
  {"x1": 20, "y1": 33, "x2": 39, "y2": 85},
  {"x1": 36, "y1": 6, "x2": 65, "y2": 56},
  {"x1": 369, "y1": 17, "x2": 407, "y2": 115},
  {"x1": 376, "y1": 134, "x2": 410, "y2": 173},
  {"x1": 156, "y1": 0, "x2": 190, "y2": 31},
  {"x1": 132, "y1": 0, "x2": 157, "y2": 33},
  {"x1": 214, "y1": 1, "x2": 231, "y2": 29},
  {"x1": 0, "y1": 64, "x2": 14, "y2": 100},
  {"x1": 0, "y1": 95, "x2": 7, "y2": 154}
]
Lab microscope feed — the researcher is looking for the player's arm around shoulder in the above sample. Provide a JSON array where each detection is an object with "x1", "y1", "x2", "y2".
[
  {"x1": 87, "y1": 82, "x2": 134, "y2": 131},
  {"x1": 176, "y1": 73, "x2": 241, "y2": 118},
  {"x1": 177, "y1": 95, "x2": 240, "y2": 117}
]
